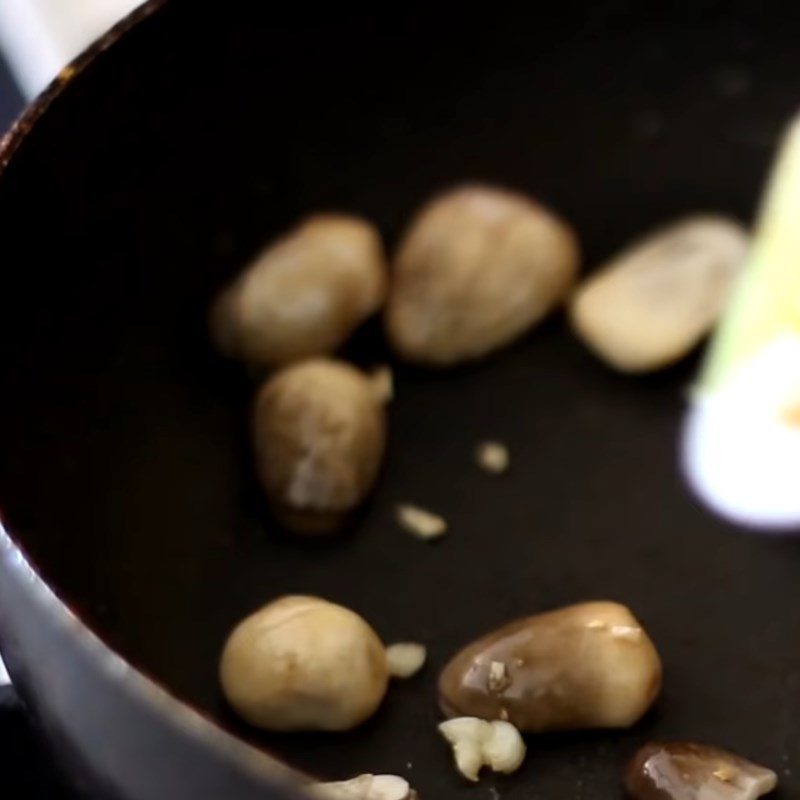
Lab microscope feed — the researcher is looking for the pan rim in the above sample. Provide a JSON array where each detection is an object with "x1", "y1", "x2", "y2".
[
  {"x1": 0, "y1": 0, "x2": 315, "y2": 793},
  {"x1": 0, "y1": 520, "x2": 309, "y2": 794},
  {"x1": 0, "y1": 0, "x2": 165, "y2": 173}
]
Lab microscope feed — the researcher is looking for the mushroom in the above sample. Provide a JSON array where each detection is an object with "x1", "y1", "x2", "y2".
[
  {"x1": 570, "y1": 216, "x2": 748, "y2": 372},
  {"x1": 253, "y1": 358, "x2": 386, "y2": 533},
  {"x1": 386, "y1": 185, "x2": 579, "y2": 365},
  {"x1": 212, "y1": 214, "x2": 387, "y2": 367},
  {"x1": 219, "y1": 595, "x2": 389, "y2": 731},
  {"x1": 438, "y1": 601, "x2": 662, "y2": 732},
  {"x1": 625, "y1": 742, "x2": 777, "y2": 800}
]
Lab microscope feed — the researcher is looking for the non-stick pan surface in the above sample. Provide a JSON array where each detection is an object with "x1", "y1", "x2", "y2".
[{"x1": 2, "y1": 2, "x2": 800, "y2": 798}]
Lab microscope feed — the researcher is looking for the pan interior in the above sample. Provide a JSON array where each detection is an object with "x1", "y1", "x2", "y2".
[{"x1": 1, "y1": 4, "x2": 800, "y2": 798}]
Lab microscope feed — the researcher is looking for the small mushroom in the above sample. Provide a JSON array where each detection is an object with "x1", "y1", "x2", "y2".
[
  {"x1": 253, "y1": 358, "x2": 386, "y2": 533},
  {"x1": 310, "y1": 774, "x2": 417, "y2": 800},
  {"x1": 438, "y1": 717, "x2": 526, "y2": 782},
  {"x1": 625, "y1": 742, "x2": 777, "y2": 800},
  {"x1": 386, "y1": 185, "x2": 580, "y2": 365},
  {"x1": 439, "y1": 601, "x2": 662, "y2": 732},
  {"x1": 570, "y1": 216, "x2": 748, "y2": 372},
  {"x1": 211, "y1": 214, "x2": 387, "y2": 368},
  {"x1": 219, "y1": 595, "x2": 389, "y2": 731}
]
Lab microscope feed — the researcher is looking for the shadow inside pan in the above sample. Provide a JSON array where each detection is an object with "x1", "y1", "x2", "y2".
[{"x1": 1, "y1": 3, "x2": 800, "y2": 798}]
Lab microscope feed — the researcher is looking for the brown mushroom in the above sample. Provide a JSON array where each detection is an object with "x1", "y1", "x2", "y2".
[
  {"x1": 625, "y1": 742, "x2": 777, "y2": 800},
  {"x1": 438, "y1": 601, "x2": 662, "y2": 732},
  {"x1": 253, "y1": 358, "x2": 386, "y2": 533}
]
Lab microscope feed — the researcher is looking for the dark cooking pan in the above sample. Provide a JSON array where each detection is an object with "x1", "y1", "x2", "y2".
[{"x1": 2, "y1": 1, "x2": 800, "y2": 798}]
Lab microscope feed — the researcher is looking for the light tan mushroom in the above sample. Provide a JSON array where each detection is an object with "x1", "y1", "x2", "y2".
[
  {"x1": 220, "y1": 596, "x2": 389, "y2": 731},
  {"x1": 212, "y1": 215, "x2": 386, "y2": 367},
  {"x1": 387, "y1": 185, "x2": 579, "y2": 365},
  {"x1": 570, "y1": 216, "x2": 748, "y2": 372}
]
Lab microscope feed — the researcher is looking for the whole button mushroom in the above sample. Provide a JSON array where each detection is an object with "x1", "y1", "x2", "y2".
[
  {"x1": 386, "y1": 185, "x2": 580, "y2": 365},
  {"x1": 570, "y1": 216, "x2": 748, "y2": 372},
  {"x1": 253, "y1": 358, "x2": 387, "y2": 534},
  {"x1": 625, "y1": 742, "x2": 777, "y2": 800},
  {"x1": 220, "y1": 596, "x2": 389, "y2": 731},
  {"x1": 439, "y1": 601, "x2": 662, "y2": 733},
  {"x1": 212, "y1": 214, "x2": 387, "y2": 367}
]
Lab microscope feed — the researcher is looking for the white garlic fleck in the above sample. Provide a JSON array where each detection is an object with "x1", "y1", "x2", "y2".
[
  {"x1": 487, "y1": 660, "x2": 510, "y2": 692},
  {"x1": 396, "y1": 504, "x2": 447, "y2": 540},
  {"x1": 386, "y1": 642, "x2": 427, "y2": 679},
  {"x1": 475, "y1": 441, "x2": 510, "y2": 474},
  {"x1": 438, "y1": 717, "x2": 526, "y2": 782},
  {"x1": 311, "y1": 774, "x2": 415, "y2": 800}
]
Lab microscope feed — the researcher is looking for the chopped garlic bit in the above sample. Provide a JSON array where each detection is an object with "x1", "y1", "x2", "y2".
[
  {"x1": 586, "y1": 619, "x2": 608, "y2": 630},
  {"x1": 396, "y1": 504, "x2": 447, "y2": 540},
  {"x1": 311, "y1": 774, "x2": 415, "y2": 800},
  {"x1": 475, "y1": 441, "x2": 510, "y2": 474},
  {"x1": 438, "y1": 717, "x2": 526, "y2": 782},
  {"x1": 611, "y1": 624, "x2": 643, "y2": 642},
  {"x1": 386, "y1": 642, "x2": 427, "y2": 679},
  {"x1": 371, "y1": 366, "x2": 394, "y2": 403},
  {"x1": 487, "y1": 660, "x2": 511, "y2": 692}
]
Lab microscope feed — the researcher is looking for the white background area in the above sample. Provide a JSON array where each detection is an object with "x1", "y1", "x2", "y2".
[{"x1": 0, "y1": 0, "x2": 143, "y2": 98}]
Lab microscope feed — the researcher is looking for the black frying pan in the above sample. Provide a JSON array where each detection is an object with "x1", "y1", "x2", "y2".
[{"x1": 2, "y1": 2, "x2": 800, "y2": 798}]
